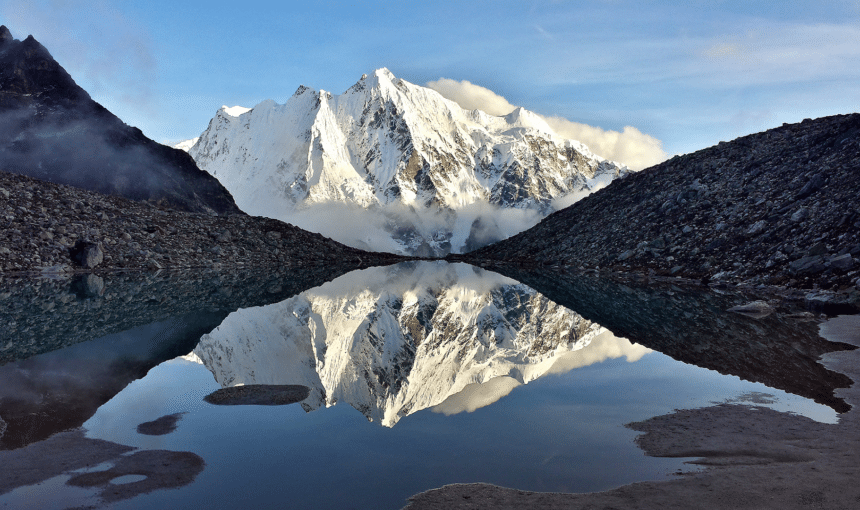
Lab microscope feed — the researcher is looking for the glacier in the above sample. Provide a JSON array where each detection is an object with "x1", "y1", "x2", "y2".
[{"x1": 178, "y1": 69, "x2": 630, "y2": 255}]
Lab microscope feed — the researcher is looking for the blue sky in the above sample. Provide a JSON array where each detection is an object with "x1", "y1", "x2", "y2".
[{"x1": 2, "y1": 0, "x2": 859, "y2": 164}]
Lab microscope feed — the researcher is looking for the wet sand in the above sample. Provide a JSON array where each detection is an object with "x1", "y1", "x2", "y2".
[{"x1": 404, "y1": 315, "x2": 860, "y2": 510}]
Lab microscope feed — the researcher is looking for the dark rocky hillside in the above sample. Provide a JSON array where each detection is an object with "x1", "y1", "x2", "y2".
[
  {"x1": 0, "y1": 26, "x2": 240, "y2": 215},
  {"x1": 0, "y1": 169, "x2": 402, "y2": 273},
  {"x1": 459, "y1": 114, "x2": 860, "y2": 292}
]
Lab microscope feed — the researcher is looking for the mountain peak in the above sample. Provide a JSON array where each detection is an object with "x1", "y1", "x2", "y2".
[
  {"x1": 219, "y1": 105, "x2": 252, "y2": 117},
  {"x1": 373, "y1": 67, "x2": 395, "y2": 79},
  {"x1": 0, "y1": 25, "x2": 12, "y2": 45}
]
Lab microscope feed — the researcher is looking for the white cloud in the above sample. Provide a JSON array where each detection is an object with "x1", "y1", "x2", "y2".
[
  {"x1": 427, "y1": 78, "x2": 668, "y2": 170},
  {"x1": 430, "y1": 376, "x2": 522, "y2": 416},
  {"x1": 547, "y1": 330, "x2": 651, "y2": 375},
  {"x1": 542, "y1": 117, "x2": 668, "y2": 171},
  {"x1": 431, "y1": 330, "x2": 651, "y2": 416},
  {"x1": 426, "y1": 78, "x2": 517, "y2": 116}
]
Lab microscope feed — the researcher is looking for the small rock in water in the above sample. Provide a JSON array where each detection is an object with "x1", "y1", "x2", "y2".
[
  {"x1": 136, "y1": 413, "x2": 185, "y2": 436},
  {"x1": 203, "y1": 384, "x2": 311, "y2": 406},
  {"x1": 728, "y1": 300, "x2": 775, "y2": 318}
]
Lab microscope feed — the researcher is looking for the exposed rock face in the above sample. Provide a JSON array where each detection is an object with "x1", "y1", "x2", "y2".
[
  {"x1": 0, "y1": 170, "x2": 401, "y2": 273},
  {"x1": 462, "y1": 114, "x2": 860, "y2": 292},
  {"x1": 0, "y1": 26, "x2": 240, "y2": 215}
]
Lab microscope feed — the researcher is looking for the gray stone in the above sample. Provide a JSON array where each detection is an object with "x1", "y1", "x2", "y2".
[
  {"x1": 807, "y1": 242, "x2": 828, "y2": 257},
  {"x1": 728, "y1": 300, "x2": 775, "y2": 318},
  {"x1": 682, "y1": 226, "x2": 693, "y2": 234},
  {"x1": 71, "y1": 240, "x2": 104, "y2": 269},
  {"x1": 829, "y1": 254, "x2": 855, "y2": 271},
  {"x1": 790, "y1": 208, "x2": 807, "y2": 222},
  {"x1": 617, "y1": 250, "x2": 634, "y2": 261},
  {"x1": 796, "y1": 173, "x2": 825, "y2": 199},
  {"x1": 747, "y1": 220, "x2": 767, "y2": 235}
]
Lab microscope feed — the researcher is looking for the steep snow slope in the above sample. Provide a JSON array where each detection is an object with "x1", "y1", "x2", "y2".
[
  {"x1": 179, "y1": 69, "x2": 629, "y2": 254},
  {"x1": 191, "y1": 262, "x2": 641, "y2": 427}
]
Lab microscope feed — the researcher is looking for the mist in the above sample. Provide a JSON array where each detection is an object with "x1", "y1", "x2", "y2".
[
  {"x1": 0, "y1": 108, "x2": 237, "y2": 214},
  {"x1": 283, "y1": 198, "x2": 545, "y2": 256}
]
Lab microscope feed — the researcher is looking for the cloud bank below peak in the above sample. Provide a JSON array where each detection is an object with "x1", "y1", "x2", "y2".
[{"x1": 427, "y1": 77, "x2": 668, "y2": 171}]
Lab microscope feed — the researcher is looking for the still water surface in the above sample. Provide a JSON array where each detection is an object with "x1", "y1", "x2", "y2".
[{"x1": 0, "y1": 262, "x2": 846, "y2": 509}]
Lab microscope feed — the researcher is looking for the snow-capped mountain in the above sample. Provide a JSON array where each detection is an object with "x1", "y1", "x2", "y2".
[
  {"x1": 178, "y1": 69, "x2": 629, "y2": 255},
  {"x1": 190, "y1": 262, "x2": 623, "y2": 427}
]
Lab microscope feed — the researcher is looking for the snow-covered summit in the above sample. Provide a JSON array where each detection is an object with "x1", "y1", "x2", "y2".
[{"x1": 178, "y1": 68, "x2": 630, "y2": 255}]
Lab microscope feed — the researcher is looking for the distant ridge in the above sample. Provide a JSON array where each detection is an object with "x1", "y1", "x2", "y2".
[{"x1": 0, "y1": 25, "x2": 241, "y2": 215}]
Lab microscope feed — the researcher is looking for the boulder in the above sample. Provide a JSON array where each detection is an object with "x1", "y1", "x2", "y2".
[
  {"x1": 796, "y1": 173, "x2": 825, "y2": 200},
  {"x1": 829, "y1": 254, "x2": 855, "y2": 271},
  {"x1": 69, "y1": 240, "x2": 103, "y2": 269}
]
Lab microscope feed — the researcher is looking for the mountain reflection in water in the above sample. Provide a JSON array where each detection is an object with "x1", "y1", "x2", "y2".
[
  {"x1": 191, "y1": 262, "x2": 648, "y2": 426},
  {"x1": 0, "y1": 261, "x2": 853, "y2": 510}
]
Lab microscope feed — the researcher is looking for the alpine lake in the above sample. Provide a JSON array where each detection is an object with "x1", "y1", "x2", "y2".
[{"x1": 0, "y1": 261, "x2": 856, "y2": 510}]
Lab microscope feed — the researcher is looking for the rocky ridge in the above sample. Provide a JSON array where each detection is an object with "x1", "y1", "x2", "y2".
[
  {"x1": 0, "y1": 169, "x2": 401, "y2": 274},
  {"x1": 0, "y1": 26, "x2": 240, "y2": 215},
  {"x1": 461, "y1": 114, "x2": 860, "y2": 294}
]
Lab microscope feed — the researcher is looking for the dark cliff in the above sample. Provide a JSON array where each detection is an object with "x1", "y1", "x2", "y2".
[{"x1": 0, "y1": 26, "x2": 241, "y2": 215}]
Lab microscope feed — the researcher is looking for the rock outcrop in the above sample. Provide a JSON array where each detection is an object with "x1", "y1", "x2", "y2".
[{"x1": 461, "y1": 114, "x2": 860, "y2": 293}]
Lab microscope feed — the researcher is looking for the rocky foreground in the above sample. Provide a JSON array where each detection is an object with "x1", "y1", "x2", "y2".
[
  {"x1": 460, "y1": 114, "x2": 860, "y2": 294},
  {"x1": 0, "y1": 169, "x2": 402, "y2": 274}
]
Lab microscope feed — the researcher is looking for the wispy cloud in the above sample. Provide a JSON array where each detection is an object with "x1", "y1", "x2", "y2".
[{"x1": 693, "y1": 23, "x2": 860, "y2": 86}]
